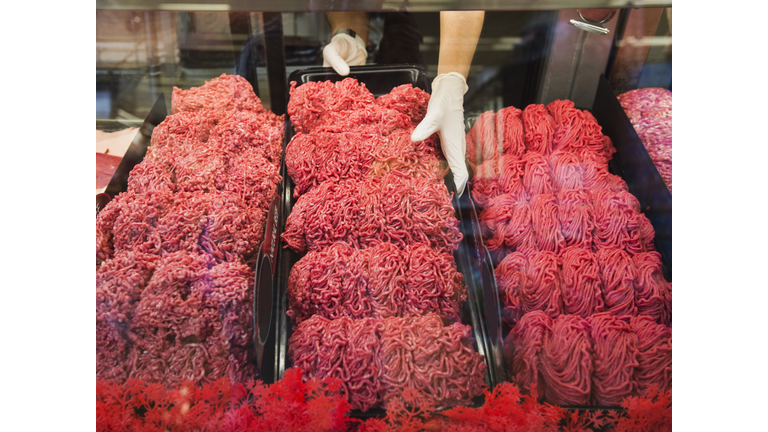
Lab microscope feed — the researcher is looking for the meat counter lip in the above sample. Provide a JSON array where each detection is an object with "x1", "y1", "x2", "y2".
[
  {"x1": 269, "y1": 64, "x2": 497, "y2": 417},
  {"x1": 475, "y1": 73, "x2": 672, "y2": 412}
]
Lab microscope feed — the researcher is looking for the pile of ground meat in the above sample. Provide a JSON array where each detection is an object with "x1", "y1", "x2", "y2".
[
  {"x1": 287, "y1": 242, "x2": 465, "y2": 324},
  {"x1": 471, "y1": 99, "x2": 671, "y2": 407},
  {"x1": 283, "y1": 78, "x2": 485, "y2": 411},
  {"x1": 96, "y1": 74, "x2": 284, "y2": 386},
  {"x1": 289, "y1": 314, "x2": 487, "y2": 412},
  {"x1": 617, "y1": 88, "x2": 672, "y2": 193},
  {"x1": 504, "y1": 311, "x2": 671, "y2": 407}
]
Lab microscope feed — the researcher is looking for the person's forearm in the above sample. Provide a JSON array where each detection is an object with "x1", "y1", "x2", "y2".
[
  {"x1": 437, "y1": 11, "x2": 484, "y2": 78},
  {"x1": 325, "y1": 12, "x2": 370, "y2": 44}
]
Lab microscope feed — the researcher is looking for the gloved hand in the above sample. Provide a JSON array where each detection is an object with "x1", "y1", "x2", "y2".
[
  {"x1": 411, "y1": 72, "x2": 470, "y2": 196},
  {"x1": 322, "y1": 33, "x2": 367, "y2": 76}
]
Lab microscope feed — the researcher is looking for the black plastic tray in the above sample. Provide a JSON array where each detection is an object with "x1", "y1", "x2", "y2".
[
  {"x1": 474, "y1": 74, "x2": 672, "y2": 411},
  {"x1": 265, "y1": 65, "x2": 496, "y2": 416}
]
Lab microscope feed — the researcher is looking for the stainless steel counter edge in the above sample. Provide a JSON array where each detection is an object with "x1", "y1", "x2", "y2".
[{"x1": 97, "y1": 0, "x2": 672, "y2": 12}]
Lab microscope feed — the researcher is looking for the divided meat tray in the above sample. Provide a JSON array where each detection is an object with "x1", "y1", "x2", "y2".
[
  {"x1": 471, "y1": 74, "x2": 672, "y2": 412},
  {"x1": 258, "y1": 65, "x2": 500, "y2": 417}
]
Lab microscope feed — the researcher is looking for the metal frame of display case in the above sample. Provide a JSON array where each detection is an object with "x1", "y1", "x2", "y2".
[{"x1": 96, "y1": 0, "x2": 671, "y2": 12}]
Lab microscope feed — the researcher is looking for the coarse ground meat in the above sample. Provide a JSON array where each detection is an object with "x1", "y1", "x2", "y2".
[
  {"x1": 618, "y1": 88, "x2": 672, "y2": 192},
  {"x1": 287, "y1": 78, "x2": 376, "y2": 134},
  {"x1": 282, "y1": 175, "x2": 461, "y2": 255},
  {"x1": 285, "y1": 129, "x2": 442, "y2": 198},
  {"x1": 172, "y1": 73, "x2": 265, "y2": 115},
  {"x1": 96, "y1": 74, "x2": 283, "y2": 387},
  {"x1": 375, "y1": 84, "x2": 430, "y2": 123},
  {"x1": 287, "y1": 242, "x2": 465, "y2": 324},
  {"x1": 288, "y1": 314, "x2": 487, "y2": 412}
]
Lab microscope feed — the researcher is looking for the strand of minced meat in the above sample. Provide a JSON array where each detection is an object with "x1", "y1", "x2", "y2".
[
  {"x1": 479, "y1": 193, "x2": 535, "y2": 264},
  {"x1": 596, "y1": 248, "x2": 638, "y2": 317},
  {"x1": 548, "y1": 150, "x2": 584, "y2": 192},
  {"x1": 560, "y1": 247, "x2": 604, "y2": 318},
  {"x1": 471, "y1": 154, "x2": 526, "y2": 208},
  {"x1": 505, "y1": 312, "x2": 668, "y2": 406},
  {"x1": 503, "y1": 310, "x2": 552, "y2": 400},
  {"x1": 539, "y1": 314, "x2": 593, "y2": 406},
  {"x1": 288, "y1": 314, "x2": 487, "y2": 412},
  {"x1": 521, "y1": 152, "x2": 555, "y2": 198},
  {"x1": 633, "y1": 252, "x2": 672, "y2": 326},
  {"x1": 521, "y1": 251, "x2": 563, "y2": 318},
  {"x1": 496, "y1": 106, "x2": 526, "y2": 158},
  {"x1": 480, "y1": 190, "x2": 654, "y2": 261},
  {"x1": 285, "y1": 129, "x2": 442, "y2": 198},
  {"x1": 591, "y1": 190, "x2": 655, "y2": 255},
  {"x1": 530, "y1": 194, "x2": 565, "y2": 253},
  {"x1": 282, "y1": 174, "x2": 461, "y2": 255},
  {"x1": 286, "y1": 242, "x2": 465, "y2": 324},
  {"x1": 629, "y1": 316, "x2": 672, "y2": 396},
  {"x1": 556, "y1": 189, "x2": 595, "y2": 250},
  {"x1": 495, "y1": 251, "x2": 528, "y2": 325},
  {"x1": 523, "y1": 104, "x2": 557, "y2": 155},
  {"x1": 587, "y1": 313, "x2": 639, "y2": 406}
]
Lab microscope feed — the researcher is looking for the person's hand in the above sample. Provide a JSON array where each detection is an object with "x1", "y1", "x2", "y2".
[
  {"x1": 411, "y1": 72, "x2": 470, "y2": 196},
  {"x1": 322, "y1": 33, "x2": 367, "y2": 76}
]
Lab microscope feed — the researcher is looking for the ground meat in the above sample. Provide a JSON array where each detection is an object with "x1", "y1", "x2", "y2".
[
  {"x1": 97, "y1": 251, "x2": 160, "y2": 383},
  {"x1": 503, "y1": 310, "x2": 552, "y2": 399},
  {"x1": 496, "y1": 106, "x2": 526, "y2": 158},
  {"x1": 172, "y1": 73, "x2": 265, "y2": 115},
  {"x1": 287, "y1": 78, "x2": 376, "y2": 134},
  {"x1": 126, "y1": 159, "x2": 175, "y2": 196},
  {"x1": 530, "y1": 194, "x2": 565, "y2": 254},
  {"x1": 540, "y1": 315, "x2": 593, "y2": 406},
  {"x1": 96, "y1": 74, "x2": 282, "y2": 387},
  {"x1": 556, "y1": 189, "x2": 595, "y2": 250},
  {"x1": 548, "y1": 150, "x2": 584, "y2": 192},
  {"x1": 210, "y1": 110, "x2": 284, "y2": 166},
  {"x1": 472, "y1": 154, "x2": 526, "y2": 209},
  {"x1": 522, "y1": 250, "x2": 563, "y2": 318},
  {"x1": 588, "y1": 313, "x2": 639, "y2": 406},
  {"x1": 150, "y1": 110, "x2": 219, "y2": 146},
  {"x1": 479, "y1": 194, "x2": 535, "y2": 264},
  {"x1": 591, "y1": 190, "x2": 653, "y2": 255},
  {"x1": 375, "y1": 84, "x2": 430, "y2": 123},
  {"x1": 633, "y1": 252, "x2": 672, "y2": 326},
  {"x1": 496, "y1": 252, "x2": 528, "y2": 326},
  {"x1": 505, "y1": 310, "x2": 668, "y2": 406},
  {"x1": 629, "y1": 316, "x2": 672, "y2": 396},
  {"x1": 560, "y1": 246, "x2": 604, "y2": 318},
  {"x1": 596, "y1": 248, "x2": 638, "y2": 317},
  {"x1": 287, "y1": 242, "x2": 465, "y2": 324},
  {"x1": 282, "y1": 175, "x2": 461, "y2": 255},
  {"x1": 224, "y1": 147, "x2": 281, "y2": 207},
  {"x1": 128, "y1": 252, "x2": 256, "y2": 387},
  {"x1": 522, "y1": 152, "x2": 555, "y2": 198},
  {"x1": 199, "y1": 191, "x2": 266, "y2": 265},
  {"x1": 289, "y1": 314, "x2": 487, "y2": 412},
  {"x1": 523, "y1": 104, "x2": 556, "y2": 155},
  {"x1": 285, "y1": 129, "x2": 441, "y2": 197},
  {"x1": 618, "y1": 88, "x2": 672, "y2": 192}
]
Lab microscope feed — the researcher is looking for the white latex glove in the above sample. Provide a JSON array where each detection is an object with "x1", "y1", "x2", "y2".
[
  {"x1": 411, "y1": 72, "x2": 470, "y2": 196},
  {"x1": 322, "y1": 33, "x2": 367, "y2": 76}
]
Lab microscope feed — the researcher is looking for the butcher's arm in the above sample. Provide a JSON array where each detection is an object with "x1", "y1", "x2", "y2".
[
  {"x1": 325, "y1": 12, "x2": 370, "y2": 44},
  {"x1": 411, "y1": 11, "x2": 484, "y2": 196},
  {"x1": 323, "y1": 12, "x2": 370, "y2": 75},
  {"x1": 437, "y1": 11, "x2": 484, "y2": 78}
]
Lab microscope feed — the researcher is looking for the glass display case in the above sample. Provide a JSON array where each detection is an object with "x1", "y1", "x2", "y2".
[{"x1": 96, "y1": 1, "x2": 672, "y2": 429}]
